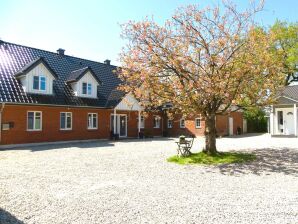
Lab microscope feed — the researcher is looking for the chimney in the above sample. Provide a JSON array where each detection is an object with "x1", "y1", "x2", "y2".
[
  {"x1": 104, "y1": 59, "x2": 111, "y2": 65},
  {"x1": 57, "y1": 48, "x2": 65, "y2": 56}
]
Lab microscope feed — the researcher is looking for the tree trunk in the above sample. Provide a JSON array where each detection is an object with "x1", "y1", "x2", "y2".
[{"x1": 204, "y1": 112, "x2": 217, "y2": 155}]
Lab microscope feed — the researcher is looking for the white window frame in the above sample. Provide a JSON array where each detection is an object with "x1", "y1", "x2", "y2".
[
  {"x1": 139, "y1": 115, "x2": 145, "y2": 128},
  {"x1": 167, "y1": 119, "x2": 173, "y2": 128},
  {"x1": 33, "y1": 75, "x2": 46, "y2": 91},
  {"x1": 60, "y1": 112, "x2": 72, "y2": 130},
  {"x1": 180, "y1": 118, "x2": 185, "y2": 128},
  {"x1": 82, "y1": 82, "x2": 92, "y2": 96},
  {"x1": 88, "y1": 113, "x2": 98, "y2": 129},
  {"x1": 27, "y1": 111, "x2": 42, "y2": 131},
  {"x1": 153, "y1": 116, "x2": 161, "y2": 128},
  {"x1": 195, "y1": 118, "x2": 201, "y2": 129}
]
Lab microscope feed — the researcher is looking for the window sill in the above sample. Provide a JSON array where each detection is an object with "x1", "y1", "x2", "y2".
[
  {"x1": 60, "y1": 129, "x2": 73, "y2": 131},
  {"x1": 87, "y1": 128, "x2": 98, "y2": 131},
  {"x1": 180, "y1": 127, "x2": 186, "y2": 129},
  {"x1": 27, "y1": 129, "x2": 42, "y2": 132},
  {"x1": 195, "y1": 126, "x2": 202, "y2": 129},
  {"x1": 153, "y1": 127, "x2": 160, "y2": 129}
]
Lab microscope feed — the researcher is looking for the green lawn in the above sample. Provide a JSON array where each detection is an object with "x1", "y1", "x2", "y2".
[{"x1": 167, "y1": 152, "x2": 256, "y2": 165}]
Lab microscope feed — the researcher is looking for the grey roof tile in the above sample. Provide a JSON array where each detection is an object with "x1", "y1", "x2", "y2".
[{"x1": 0, "y1": 41, "x2": 123, "y2": 107}]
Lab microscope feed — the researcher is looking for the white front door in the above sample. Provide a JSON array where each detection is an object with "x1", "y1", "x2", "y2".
[
  {"x1": 229, "y1": 117, "x2": 233, "y2": 136},
  {"x1": 284, "y1": 111, "x2": 294, "y2": 135},
  {"x1": 111, "y1": 115, "x2": 127, "y2": 137}
]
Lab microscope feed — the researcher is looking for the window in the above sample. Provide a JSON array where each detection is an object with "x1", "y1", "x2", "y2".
[
  {"x1": 82, "y1": 82, "x2": 92, "y2": 95},
  {"x1": 88, "y1": 113, "x2": 98, "y2": 129},
  {"x1": 82, "y1": 82, "x2": 87, "y2": 94},
  {"x1": 60, "y1": 112, "x2": 72, "y2": 130},
  {"x1": 195, "y1": 118, "x2": 201, "y2": 128},
  {"x1": 180, "y1": 118, "x2": 185, "y2": 128},
  {"x1": 87, "y1": 83, "x2": 92, "y2": 95},
  {"x1": 33, "y1": 75, "x2": 46, "y2": 91},
  {"x1": 138, "y1": 115, "x2": 145, "y2": 128},
  {"x1": 153, "y1": 116, "x2": 161, "y2": 128},
  {"x1": 27, "y1": 111, "x2": 42, "y2": 131},
  {"x1": 167, "y1": 119, "x2": 173, "y2": 128}
]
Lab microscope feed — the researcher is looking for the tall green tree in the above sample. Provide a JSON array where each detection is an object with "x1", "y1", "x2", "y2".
[{"x1": 270, "y1": 21, "x2": 298, "y2": 85}]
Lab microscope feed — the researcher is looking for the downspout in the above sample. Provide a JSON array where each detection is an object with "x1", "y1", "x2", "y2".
[{"x1": 0, "y1": 103, "x2": 5, "y2": 144}]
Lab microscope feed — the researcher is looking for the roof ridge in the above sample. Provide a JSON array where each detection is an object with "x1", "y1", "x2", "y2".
[
  {"x1": 1, "y1": 40, "x2": 117, "y2": 68},
  {"x1": 70, "y1": 67, "x2": 89, "y2": 73}
]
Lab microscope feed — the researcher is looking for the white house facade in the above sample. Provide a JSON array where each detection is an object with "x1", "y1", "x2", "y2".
[{"x1": 269, "y1": 85, "x2": 298, "y2": 137}]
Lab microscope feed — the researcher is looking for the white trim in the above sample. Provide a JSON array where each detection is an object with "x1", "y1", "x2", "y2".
[
  {"x1": 277, "y1": 95, "x2": 298, "y2": 103},
  {"x1": 180, "y1": 118, "x2": 185, "y2": 128},
  {"x1": 60, "y1": 112, "x2": 72, "y2": 130},
  {"x1": 153, "y1": 116, "x2": 161, "y2": 128},
  {"x1": 115, "y1": 93, "x2": 143, "y2": 111},
  {"x1": 195, "y1": 117, "x2": 201, "y2": 129},
  {"x1": 27, "y1": 111, "x2": 42, "y2": 131},
  {"x1": 167, "y1": 119, "x2": 173, "y2": 128},
  {"x1": 110, "y1": 113, "x2": 128, "y2": 137},
  {"x1": 294, "y1": 104, "x2": 297, "y2": 136},
  {"x1": 87, "y1": 113, "x2": 98, "y2": 130}
]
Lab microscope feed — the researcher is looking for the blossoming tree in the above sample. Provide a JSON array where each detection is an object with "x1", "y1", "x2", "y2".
[{"x1": 118, "y1": 1, "x2": 284, "y2": 155}]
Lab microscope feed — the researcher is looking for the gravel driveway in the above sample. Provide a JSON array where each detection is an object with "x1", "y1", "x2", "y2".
[{"x1": 0, "y1": 134, "x2": 297, "y2": 224}]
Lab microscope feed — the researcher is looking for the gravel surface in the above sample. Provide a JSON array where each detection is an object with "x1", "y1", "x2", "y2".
[{"x1": 0, "y1": 134, "x2": 297, "y2": 224}]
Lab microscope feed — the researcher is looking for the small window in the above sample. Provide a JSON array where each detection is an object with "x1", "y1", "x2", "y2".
[
  {"x1": 60, "y1": 112, "x2": 72, "y2": 130},
  {"x1": 138, "y1": 115, "x2": 145, "y2": 128},
  {"x1": 87, "y1": 83, "x2": 92, "y2": 95},
  {"x1": 82, "y1": 82, "x2": 92, "y2": 95},
  {"x1": 40, "y1": 76, "x2": 46, "y2": 90},
  {"x1": 33, "y1": 76, "x2": 39, "y2": 90},
  {"x1": 180, "y1": 118, "x2": 185, "y2": 128},
  {"x1": 167, "y1": 119, "x2": 173, "y2": 128},
  {"x1": 27, "y1": 111, "x2": 42, "y2": 131},
  {"x1": 88, "y1": 113, "x2": 98, "y2": 129},
  {"x1": 195, "y1": 118, "x2": 201, "y2": 128},
  {"x1": 82, "y1": 82, "x2": 87, "y2": 94},
  {"x1": 33, "y1": 75, "x2": 46, "y2": 91},
  {"x1": 153, "y1": 116, "x2": 161, "y2": 128}
]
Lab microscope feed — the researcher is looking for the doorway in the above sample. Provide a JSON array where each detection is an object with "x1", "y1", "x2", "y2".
[{"x1": 111, "y1": 114, "x2": 127, "y2": 137}]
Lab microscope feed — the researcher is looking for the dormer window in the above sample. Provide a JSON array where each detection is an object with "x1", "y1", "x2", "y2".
[
  {"x1": 33, "y1": 75, "x2": 46, "y2": 91},
  {"x1": 14, "y1": 57, "x2": 57, "y2": 95},
  {"x1": 66, "y1": 67, "x2": 101, "y2": 98},
  {"x1": 82, "y1": 82, "x2": 92, "y2": 95}
]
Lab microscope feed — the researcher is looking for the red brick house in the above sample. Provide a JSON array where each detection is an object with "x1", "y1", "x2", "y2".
[{"x1": 0, "y1": 41, "x2": 244, "y2": 145}]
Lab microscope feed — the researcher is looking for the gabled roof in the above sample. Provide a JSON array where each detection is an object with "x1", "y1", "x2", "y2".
[
  {"x1": 281, "y1": 85, "x2": 298, "y2": 101},
  {"x1": 66, "y1": 66, "x2": 102, "y2": 84},
  {"x1": 276, "y1": 85, "x2": 298, "y2": 105},
  {"x1": 14, "y1": 57, "x2": 58, "y2": 79},
  {"x1": 0, "y1": 41, "x2": 124, "y2": 107}
]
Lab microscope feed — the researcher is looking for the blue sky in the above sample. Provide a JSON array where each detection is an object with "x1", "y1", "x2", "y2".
[{"x1": 0, "y1": 0, "x2": 297, "y2": 65}]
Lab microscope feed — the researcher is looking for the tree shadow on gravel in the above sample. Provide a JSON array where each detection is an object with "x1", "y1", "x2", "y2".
[
  {"x1": 0, "y1": 208, "x2": 24, "y2": 224},
  {"x1": 217, "y1": 148, "x2": 298, "y2": 177}
]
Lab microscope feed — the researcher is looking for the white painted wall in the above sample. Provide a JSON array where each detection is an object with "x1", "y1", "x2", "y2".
[
  {"x1": 22, "y1": 63, "x2": 55, "y2": 94},
  {"x1": 72, "y1": 71, "x2": 98, "y2": 98},
  {"x1": 115, "y1": 93, "x2": 143, "y2": 111}
]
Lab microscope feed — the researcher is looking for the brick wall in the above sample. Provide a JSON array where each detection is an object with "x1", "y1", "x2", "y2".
[
  {"x1": 215, "y1": 112, "x2": 243, "y2": 136},
  {"x1": 0, "y1": 104, "x2": 243, "y2": 145},
  {"x1": 1, "y1": 104, "x2": 113, "y2": 144},
  {"x1": 165, "y1": 115, "x2": 205, "y2": 137},
  {"x1": 1, "y1": 105, "x2": 164, "y2": 145},
  {"x1": 164, "y1": 112, "x2": 243, "y2": 137}
]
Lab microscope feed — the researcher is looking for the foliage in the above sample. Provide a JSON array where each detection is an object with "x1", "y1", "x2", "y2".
[
  {"x1": 270, "y1": 21, "x2": 298, "y2": 85},
  {"x1": 244, "y1": 107, "x2": 267, "y2": 132},
  {"x1": 167, "y1": 152, "x2": 256, "y2": 165},
  {"x1": 118, "y1": 1, "x2": 285, "y2": 154}
]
